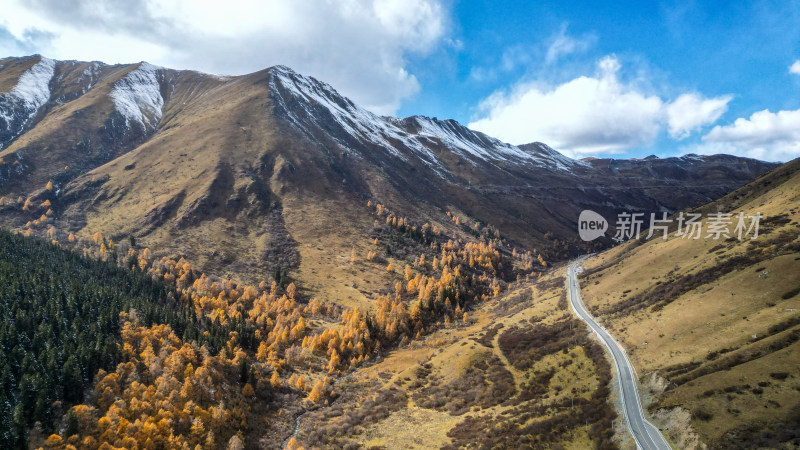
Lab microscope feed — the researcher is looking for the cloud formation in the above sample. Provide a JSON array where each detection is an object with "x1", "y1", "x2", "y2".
[
  {"x1": 0, "y1": 0, "x2": 447, "y2": 114},
  {"x1": 545, "y1": 24, "x2": 594, "y2": 65},
  {"x1": 468, "y1": 56, "x2": 731, "y2": 156},
  {"x1": 791, "y1": 60, "x2": 800, "y2": 75},
  {"x1": 698, "y1": 108, "x2": 800, "y2": 162},
  {"x1": 468, "y1": 25, "x2": 593, "y2": 83},
  {"x1": 665, "y1": 93, "x2": 731, "y2": 139}
]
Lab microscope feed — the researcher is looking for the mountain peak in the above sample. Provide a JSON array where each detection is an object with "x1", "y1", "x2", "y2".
[
  {"x1": 267, "y1": 64, "x2": 299, "y2": 75},
  {"x1": 0, "y1": 55, "x2": 56, "y2": 149}
]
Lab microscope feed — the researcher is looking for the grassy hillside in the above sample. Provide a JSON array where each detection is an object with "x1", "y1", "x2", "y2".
[
  {"x1": 12, "y1": 197, "x2": 564, "y2": 449},
  {"x1": 578, "y1": 158, "x2": 800, "y2": 448}
]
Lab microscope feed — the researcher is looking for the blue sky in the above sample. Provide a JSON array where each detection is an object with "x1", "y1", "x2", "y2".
[
  {"x1": 401, "y1": 0, "x2": 800, "y2": 160},
  {"x1": 2, "y1": 0, "x2": 799, "y2": 161}
]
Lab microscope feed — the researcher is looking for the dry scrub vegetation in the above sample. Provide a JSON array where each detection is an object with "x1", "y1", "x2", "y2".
[{"x1": 293, "y1": 269, "x2": 620, "y2": 449}]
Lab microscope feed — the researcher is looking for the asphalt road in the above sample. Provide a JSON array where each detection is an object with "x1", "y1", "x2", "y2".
[{"x1": 567, "y1": 257, "x2": 672, "y2": 450}]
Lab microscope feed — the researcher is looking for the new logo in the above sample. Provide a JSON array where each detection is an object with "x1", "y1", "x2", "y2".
[{"x1": 578, "y1": 210, "x2": 607, "y2": 241}]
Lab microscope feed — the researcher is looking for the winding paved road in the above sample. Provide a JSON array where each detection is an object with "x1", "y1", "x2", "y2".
[{"x1": 567, "y1": 257, "x2": 671, "y2": 450}]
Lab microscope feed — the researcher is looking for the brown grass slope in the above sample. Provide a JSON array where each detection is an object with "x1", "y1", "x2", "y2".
[
  {"x1": 59, "y1": 68, "x2": 388, "y2": 291},
  {"x1": 0, "y1": 56, "x2": 38, "y2": 93},
  {"x1": 579, "y1": 157, "x2": 800, "y2": 448}
]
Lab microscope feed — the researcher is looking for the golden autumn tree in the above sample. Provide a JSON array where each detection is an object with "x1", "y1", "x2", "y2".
[
  {"x1": 43, "y1": 434, "x2": 63, "y2": 449},
  {"x1": 328, "y1": 349, "x2": 340, "y2": 373},
  {"x1": 286, "y1": 437, "x2": 305, "y2": 450},
  {"x1": 307, "y1": 379, "x2": 327, "y2": 404},
  {"x1": 270, "y1": 371, "x2": 282, "y2": 388},
  {"x1": 242, "y1": 383, "x2": 255, "y2": 397}
]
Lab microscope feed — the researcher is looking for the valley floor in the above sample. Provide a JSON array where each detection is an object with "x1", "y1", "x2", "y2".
[{"x1": 289, "y1": 269, "x2": 620, "y2": 449}]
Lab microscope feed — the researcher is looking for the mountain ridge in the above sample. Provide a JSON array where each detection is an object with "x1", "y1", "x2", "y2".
[{"x1": 1, "y1": 55, "x2": 772, "y2": 173}]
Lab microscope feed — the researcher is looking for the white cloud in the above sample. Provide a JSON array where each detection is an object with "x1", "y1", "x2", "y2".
[
  {"x1": 545, "y1": 24, "x2": 594, "y2": 65},
  {"x1": 0, "y1": 0, "x2": 447, "y2": 115},
  {"x1": 791, "y1": 60, "x2": 800, "y2": 75},
  {"x1": 697, "y1": 108, "x2": 800, "y2": 162},
  {"x1": 468, "y1": 56, "x2": 732, "y2": 156},
  {"x1": 665, "y1": 93, "x2": 732, "y2": 139}
]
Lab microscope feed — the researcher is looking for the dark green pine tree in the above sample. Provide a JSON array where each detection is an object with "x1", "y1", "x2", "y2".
[{"x1": 0, "y1": 229, "x2": 252, "y2": 448}]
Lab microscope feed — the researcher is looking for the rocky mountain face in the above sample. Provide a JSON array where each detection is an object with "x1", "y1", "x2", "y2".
[{"x1": 0, "y1": 55, "x2": 778, "y2": 284}]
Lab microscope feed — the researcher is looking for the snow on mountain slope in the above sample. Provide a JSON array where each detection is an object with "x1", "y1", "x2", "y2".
[
  {"x1": 519, "y1": 142, "x2": 589, "y2": 172},
  {"x1": 7, "y1": 57, "x2": 54, "y2": 112},
  {"x1": 407, "y1": 117, "x2": 585, "y2": 172},
  {"x1": 268, "y1": 65, "x2": 443, "y2": 169},
  {"x1": 0, "y1": 56, "x2": 56, "y2": 149},
  {"x1": 409, "y1": 115, "x2": 526, "y2": 161},
  {"x1": 0, "y1": 57, "x2": 581, "y2": 176},
  {"x1": 268, "y1": 65, "x2": 580, "y2": 175},
  {"x1": 78, "y1": 62, "x2": 103, "y2": 93},
  {"x1": 110, "y1": 62, "x2": 164, "y2": 130}
]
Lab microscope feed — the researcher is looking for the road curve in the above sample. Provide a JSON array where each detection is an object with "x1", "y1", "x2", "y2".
[{"x1": 567, "y1": 257, "x2": 671, "y2": 450}]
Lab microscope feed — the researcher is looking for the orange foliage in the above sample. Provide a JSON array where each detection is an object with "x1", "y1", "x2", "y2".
[{"x1": 64, "y1": 314, "x2": 250, "y2": 449}]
